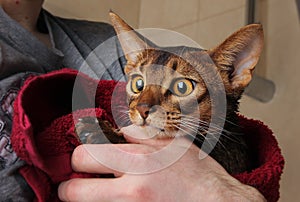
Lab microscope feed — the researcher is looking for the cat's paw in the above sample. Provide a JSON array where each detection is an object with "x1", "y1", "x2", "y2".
[{"x1": 75, "y1": 117, "x2": 127, "y2": 144}]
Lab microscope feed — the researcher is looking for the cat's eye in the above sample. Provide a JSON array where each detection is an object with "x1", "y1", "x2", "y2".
[
  {"x1": 172, "y1": 79, "x2": 195, "y2": 97},
  {"x1": 131, "y1": 76, "x2": 144, "y2": 93}
]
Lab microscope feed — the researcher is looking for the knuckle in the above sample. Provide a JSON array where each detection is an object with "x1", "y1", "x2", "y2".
[
  {"x1": 59, "y1": 179, "x2": 82, "y2": 201},
  {"x1": 126, "y1": 184, "x2": 154, "y2": 201},
  {"x1": 71, "y1": 145, "x2": 86, "y2": 170}
]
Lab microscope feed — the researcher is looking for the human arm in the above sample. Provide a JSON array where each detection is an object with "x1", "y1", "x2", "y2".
[{"x1": 58, "y1": 126, "x2": 266, "y2": 202}]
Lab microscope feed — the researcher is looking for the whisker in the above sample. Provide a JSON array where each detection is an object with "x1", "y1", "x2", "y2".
[
  {"x1": 204, "y1": 133, "x2": 227, "y2": 151},
  {"x1": 179, "y1": 115, "x2": 244, "y2": 146},
  {"x1": 180, "y1": 118, "x2": 224, "y2": 134},
  {"x1": 178, "y1": 122, "x2": 201, "y2": 136},
  {"x1": 114, "y1": 111, "x2": 131, "y2": 126},
  {"x1": 173, "y1": 123, "x2": 217, "y2": 149},
  {"x1": 112, "y1": 105, "x2": 129, "y2": 111},
  {"x1": 172, "y1": 124, "x2": 206, "y2": 144},
  {"x1": 180, "y1": 115, "x2": 239, "y2": 134},
  {"x1": 180, "y1": 120, "x2": 227, "y2": 147},
  {"x1": 217, "y1": 116, "x2": 241, "y2": 128}
]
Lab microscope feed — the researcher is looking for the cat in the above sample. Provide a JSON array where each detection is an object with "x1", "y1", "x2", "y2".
[{"x1": 76, "y1": 11, "x2": 264, "y2": 174}]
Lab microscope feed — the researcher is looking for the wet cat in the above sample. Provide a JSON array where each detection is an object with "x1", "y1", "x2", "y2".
[{"x1": 76, "y1": 12, "x2": 264, "y2": 174}]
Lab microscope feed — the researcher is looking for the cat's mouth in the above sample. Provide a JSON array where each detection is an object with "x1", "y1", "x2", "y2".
[
  {"x1": 133, "y1": 124, "x2": 173, "y2": 139},
  {"x1": 121, "y1": 124, "x2": 172, "y2": 140},
  {"x1": 145, "y1": 124, "x2": 186, "y2": 139},
  {"x1": 129, "y1": 109, "x2": 180, "y2": 138}
]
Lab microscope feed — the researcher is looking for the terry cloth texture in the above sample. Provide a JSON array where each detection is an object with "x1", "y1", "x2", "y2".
[
  {"x1": 0, "y1": 6, "x2": 127, "y2": 201},
  {"x1": 11, "y1": 69, "x2": 284, "y2": 202}
]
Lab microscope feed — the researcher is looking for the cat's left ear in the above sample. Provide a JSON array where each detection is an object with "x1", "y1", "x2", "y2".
[
  {"x1": 208, "y1": 24, "x2": 264, "y2": 89},
  {"x1": 109, "y1": 11, "x2": 153, "y2": 72}
]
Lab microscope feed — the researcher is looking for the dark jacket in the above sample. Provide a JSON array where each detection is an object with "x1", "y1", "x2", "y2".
[{"x1": 0, "y1": 8, "x2": 125, "y2": 201}]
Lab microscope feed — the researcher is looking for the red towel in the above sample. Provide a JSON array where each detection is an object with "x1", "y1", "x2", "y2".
[{"x1": 11, "y1": 68, "x2": 284, "y2": 202}]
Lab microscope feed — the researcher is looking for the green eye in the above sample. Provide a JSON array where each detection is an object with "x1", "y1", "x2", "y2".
[
  {"x1": 172, "y1": 79, "x2": 195, "y2": 96},
  {"x1": 131, "y1": 76, "x2": 144, "y2": 93}
]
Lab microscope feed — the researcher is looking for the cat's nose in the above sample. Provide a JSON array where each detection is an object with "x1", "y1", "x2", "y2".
[{"x1": 136, "y1": 104, "x2": 151, "y2": 119}]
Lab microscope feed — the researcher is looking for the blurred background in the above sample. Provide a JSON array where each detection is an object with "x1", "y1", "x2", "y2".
[{"x1": 44, "y1": 0, "x2": 300, "y2": 201}]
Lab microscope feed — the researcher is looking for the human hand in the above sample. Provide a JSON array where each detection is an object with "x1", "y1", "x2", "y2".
[{"x1": 58, "y1": 126, "x2": 266, "y2": 202}]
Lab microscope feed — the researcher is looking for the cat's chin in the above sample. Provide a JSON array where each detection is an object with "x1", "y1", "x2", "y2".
[{"x1": 122, "y1": 124, "x2": 180, "y2": 140}]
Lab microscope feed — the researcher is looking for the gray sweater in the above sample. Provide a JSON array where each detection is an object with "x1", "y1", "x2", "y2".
[{"x1": 0, "y1": 7, "x2": 125, "y2": 201}]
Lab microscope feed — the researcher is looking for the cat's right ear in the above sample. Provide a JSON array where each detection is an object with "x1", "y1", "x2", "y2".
[{"x1": 109, "y1": 11, "x2": 152, "y2": 73}]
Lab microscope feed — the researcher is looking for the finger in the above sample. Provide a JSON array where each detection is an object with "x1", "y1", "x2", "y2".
[
  {"x1": 74, "y1": 143, "x2": 171, "y2": 175},
  {"x1": 58, "y1": 178, "x2": 121, "y2": 202},
  {"x1": 72, "y1": 144, "x2": 123, "y2": 176},
  {"x1": 72, "y1": 144, "x2": 158, "y2": 175}
]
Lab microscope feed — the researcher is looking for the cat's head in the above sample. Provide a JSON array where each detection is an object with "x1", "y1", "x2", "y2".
[{"x1": 109, "y1": 12, "x2": 263, "y2": 138}]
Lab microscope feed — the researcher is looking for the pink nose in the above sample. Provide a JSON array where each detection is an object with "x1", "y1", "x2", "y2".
[{"x1": 136, "y1": 104, "x2": 151, "y2": 119}]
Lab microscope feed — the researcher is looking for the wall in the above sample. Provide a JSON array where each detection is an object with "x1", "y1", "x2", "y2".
[
  {"x1": 44, "y1": 0, "x2": 300, "y2": 201},
  {"x1": 240, "y1": 0, "x2": 300, "y2": 201},
  {"x1": 43, "y1": 0, "x2": 141, "y2": 28},
  {"x1": 139, "y1": 0, "x2": 246, "y2": 49}
]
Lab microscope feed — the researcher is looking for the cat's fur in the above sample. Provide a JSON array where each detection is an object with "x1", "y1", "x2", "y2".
[{"x1": 76, "y1": 12, "x2": 263, "y2": 174}]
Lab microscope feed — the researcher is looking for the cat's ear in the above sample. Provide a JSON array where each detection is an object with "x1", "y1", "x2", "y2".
[
  {"x1": 208, "y1": 24, "x2": 264, "y2": 89},
  {"x1": 109, "y1": 11, "x2": 152, "y2": 70}
]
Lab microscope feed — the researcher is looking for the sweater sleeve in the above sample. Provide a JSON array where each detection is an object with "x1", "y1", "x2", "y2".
[{"x1": 43, "y1": 10, "x2": 127, "y2": 81}]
